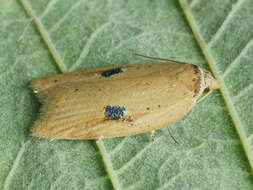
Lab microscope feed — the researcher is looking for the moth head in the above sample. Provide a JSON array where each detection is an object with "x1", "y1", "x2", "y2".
[{"x1": 202, "y1": 69, "x2": 219, "y2": 93}]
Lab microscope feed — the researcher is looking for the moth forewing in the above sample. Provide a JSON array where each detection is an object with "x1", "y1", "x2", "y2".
[
  {"x1": 30, "y1": 63, "x2": 185, "y2": 95},
  {"x1": 31, "y1": 62, "x2": 219, "y2": 140}
]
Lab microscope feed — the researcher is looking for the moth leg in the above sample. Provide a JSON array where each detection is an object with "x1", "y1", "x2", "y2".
[
  {"x1": 150, "y1": 130, "x2": 155, "y2": 143},
  {"x1": 167, "y1": 127, "x2": 180, "y2": 145}
]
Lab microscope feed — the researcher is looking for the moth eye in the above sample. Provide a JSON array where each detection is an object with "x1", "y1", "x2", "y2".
[{"x1": 204, "y1": 88, "x2": 210, "y2": 93}]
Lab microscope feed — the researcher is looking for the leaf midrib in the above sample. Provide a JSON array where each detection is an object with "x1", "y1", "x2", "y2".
[{"x1": 178, "y1": 0, "x2": 253, "y2": 172}]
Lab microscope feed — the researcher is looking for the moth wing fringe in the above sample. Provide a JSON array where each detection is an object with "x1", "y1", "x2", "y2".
[{"x1": 30, "y1": 86, "x2": 62, "y2": 139}]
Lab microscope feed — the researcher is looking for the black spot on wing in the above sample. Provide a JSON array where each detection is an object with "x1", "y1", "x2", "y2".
[
  {"x1": 101, "y1": 68, "x2": 123, "y2": 77},
  {"x1": 105, "y1": 105, "x2": 127, "y2": 120}
]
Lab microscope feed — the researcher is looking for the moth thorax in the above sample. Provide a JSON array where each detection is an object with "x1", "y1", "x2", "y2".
[{"x1": 202, "y1": 69, "x2": 219, "y2": 91}]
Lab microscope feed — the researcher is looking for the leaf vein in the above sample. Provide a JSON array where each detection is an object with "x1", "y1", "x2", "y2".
[
  {"x1": 40, "y1": 0, "x2": 58, "y2": 19},
  {"x1": 3, "y1": 141, "x2": 29, "y2": 190},
  {"x1": 116, "y1": 136, "x2": 164, "y2": 174},
  {"x1": 106, "y1": 30, "x2": 193, "y2": 58},
  {"x1": 96, "y1": 140, "x2": 122, "y2": 190},
  {"x1": 222, "y1": 37, "x2": 253, "y2": 78},
  {"x1": 109, "y1": 137, "x2": 130, "y2": 155},
  {"x1": 179, "y1": 0, "x2": 253, "y2": 172},
  {"x1": 190, "y1": 0, "x2": 200, "y2": 8},
  {"x1": 49, "y1": 0, "x2": 84, "y2": 32},
  {"x1": 233, "y1": 82, "x2": 253, "y2": 102},
  {"x1": 20, "y1": 0, "x2": 67, "y2": 72},
  {"x1": 69, "y1": 21, "x2": 113, "y2": 71},
  {"x1": 156, "y1": 168, "x2": 250, "y2": 190},
  {"x1": 207, "y1": 0, "x2": 245, "y2": 47}
]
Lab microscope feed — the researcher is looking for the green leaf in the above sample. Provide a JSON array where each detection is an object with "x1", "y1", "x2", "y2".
[{"x1": 1, "y1": 0, "x2": 253, "y2": 189}]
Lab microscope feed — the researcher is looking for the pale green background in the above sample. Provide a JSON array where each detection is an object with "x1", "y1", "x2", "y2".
[{"x1": 1, "y1": 0, "x2": 253, "y2": 189}]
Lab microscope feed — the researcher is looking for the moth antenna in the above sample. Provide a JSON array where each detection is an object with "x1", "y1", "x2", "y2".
[
  {"x1": 167, "y1": 127, "x2": 180, "y2": 145},
  {"x1": 133, "y1": 53, "x2": 185, "y2": 64}
]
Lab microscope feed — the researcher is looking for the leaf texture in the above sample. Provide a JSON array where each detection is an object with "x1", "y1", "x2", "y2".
[{"x1": 0, "y1": 0, "x2": 253, "y2": 189}]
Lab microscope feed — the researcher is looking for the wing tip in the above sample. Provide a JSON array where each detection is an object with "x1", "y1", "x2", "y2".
[{"x1": 30, "y1": 121, "x2": 57, "y2": 141}]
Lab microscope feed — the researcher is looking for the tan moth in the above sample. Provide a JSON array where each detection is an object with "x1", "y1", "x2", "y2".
[{"x1": 30, "y1": 55, "x2": 219, "y2": 140}]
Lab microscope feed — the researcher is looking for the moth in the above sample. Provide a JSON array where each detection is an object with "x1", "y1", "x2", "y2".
[{"x1": 30, "y1": 54, "x2": 219, "y2": 140}]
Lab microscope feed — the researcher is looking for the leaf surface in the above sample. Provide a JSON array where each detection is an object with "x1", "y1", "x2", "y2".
[{"x1": 1, "y1": 0, "x2": 253, "y2": 189}]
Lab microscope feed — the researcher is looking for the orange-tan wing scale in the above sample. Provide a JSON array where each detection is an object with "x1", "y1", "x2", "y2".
[{"x1": 31, "y1": 62, "x2": 202, "y2": 139}]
